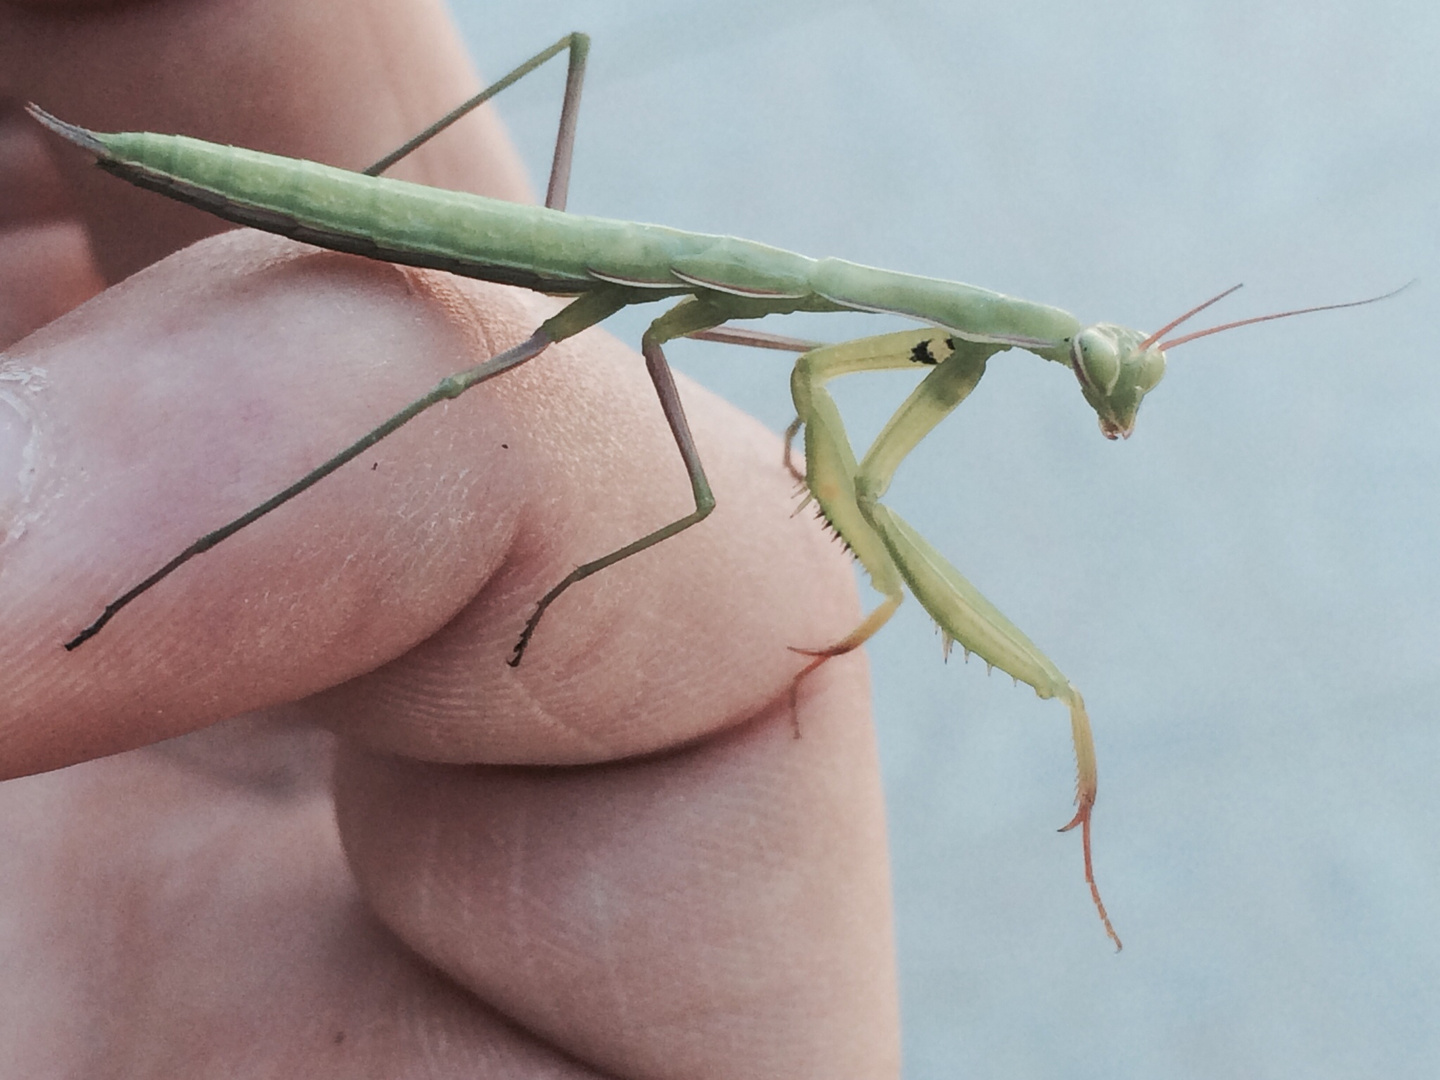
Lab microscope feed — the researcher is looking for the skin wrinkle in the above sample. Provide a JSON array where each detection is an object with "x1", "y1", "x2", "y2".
[
  {"x1": 351, "y1": 765, "x2": 586, "y2": 1064},
  {"x1": 505, "y1": 682, "x2": 618, "y2": 761},
  {"x1": 590, "y1": 848, "x2": 638, "y2": 1044},
  {"x1": 504, "y1": 793, "x2": 542, "y2": 1049},
  {"x1": 336, "y1": 592, "x2": 621, "y2": 762}
]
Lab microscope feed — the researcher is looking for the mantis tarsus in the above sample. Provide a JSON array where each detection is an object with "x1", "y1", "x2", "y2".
[{"x1": 28, "y1": 33, "x2": 1399, "y2": 950}]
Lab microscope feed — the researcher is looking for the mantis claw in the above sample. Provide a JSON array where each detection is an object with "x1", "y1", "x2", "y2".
[
  {"x1": 1058, "y1": 802, "x2": 1089, "y2": 833},
  {"x1": 1058, "y1": 792, "x2": 1121, "y2": 951}
]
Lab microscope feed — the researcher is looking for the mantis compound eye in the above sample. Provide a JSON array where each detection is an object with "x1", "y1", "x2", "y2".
[{"x1": 1070, "y1": 325, "x2": 1167, "y2": 441}]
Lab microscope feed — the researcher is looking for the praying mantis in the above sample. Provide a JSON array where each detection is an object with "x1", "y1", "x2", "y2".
[{"x1": 27, "y1": 33, "x2": 1397, "y2": 950}]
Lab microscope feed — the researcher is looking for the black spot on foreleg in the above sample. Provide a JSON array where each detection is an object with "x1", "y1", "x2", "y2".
[{"x1": 910, "y1": 339, "x2": 940, "y2": 365}]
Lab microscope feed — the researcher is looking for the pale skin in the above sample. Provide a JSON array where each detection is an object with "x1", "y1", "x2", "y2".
[{"x1": 0, "y1": 1, "x2": 899, "y2": 1077}]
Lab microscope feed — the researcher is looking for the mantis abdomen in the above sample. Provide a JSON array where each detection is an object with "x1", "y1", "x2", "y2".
[{"x1": 38, "y1": 111, "x2": 1084, "y2": 351}]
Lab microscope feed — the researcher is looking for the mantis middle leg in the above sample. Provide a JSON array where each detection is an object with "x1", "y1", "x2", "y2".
[{"x1": 509, "y1": 292, "x2": 817, "y2": 664}]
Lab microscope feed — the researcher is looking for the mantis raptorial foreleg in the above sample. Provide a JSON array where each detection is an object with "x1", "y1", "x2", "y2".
[
  {"x1": 788, "y1": 328, "x2": 1119, "y2": 948},
  {"x1": 786, "y1": 329, "x2": 1001, "y2": 657}
]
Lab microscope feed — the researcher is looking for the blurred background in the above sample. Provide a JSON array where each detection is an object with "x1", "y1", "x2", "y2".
[{"x1": 452, "y1": 3, "x2": 1437, "y2": 1076}]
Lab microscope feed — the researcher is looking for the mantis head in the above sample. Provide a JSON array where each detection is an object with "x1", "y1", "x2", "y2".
[
  {"x1": 1070, "y1": 282, "x2": 1406, "y2": 441},
  {"x1": 1069, "y1": 324, "x2": 1166, "y2": 440}
]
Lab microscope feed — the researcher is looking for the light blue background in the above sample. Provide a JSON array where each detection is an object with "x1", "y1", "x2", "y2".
[{"x1": 450, "y1": 3, "x2": 1438, "y2": 1076}]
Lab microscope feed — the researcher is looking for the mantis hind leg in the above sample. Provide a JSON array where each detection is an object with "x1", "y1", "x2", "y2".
[
  {"x1": 363, "y1": 32, "x2": 590, "y2": 211},
  {"x1": 64, "y1": 289, "x2": 634, "y2": 652},
  {"x1": 65, "y1": 328, "x2": 556, "y2": 651}
]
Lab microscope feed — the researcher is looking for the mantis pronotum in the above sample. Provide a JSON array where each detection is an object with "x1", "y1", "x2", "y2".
[{"x1": 28, "y1": 33, "x2": 1396, "y2": 949}]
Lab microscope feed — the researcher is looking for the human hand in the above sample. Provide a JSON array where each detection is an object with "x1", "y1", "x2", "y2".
[{"x1": 0, "y1": 1, "x2": 899, "y2": 1076}]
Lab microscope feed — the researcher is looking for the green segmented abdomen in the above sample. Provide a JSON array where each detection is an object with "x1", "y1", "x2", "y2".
[
  {"x1": 87, "y1": 126, "x2": 1087, "y2": 347},
  {"x1": 95, "y1": 130, "x2": 822, "y2": 298}
]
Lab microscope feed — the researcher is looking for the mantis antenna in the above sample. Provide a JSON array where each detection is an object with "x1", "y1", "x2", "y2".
[{"x1": 1146, "y1": 282, "x2": 1413, "y2": 352}]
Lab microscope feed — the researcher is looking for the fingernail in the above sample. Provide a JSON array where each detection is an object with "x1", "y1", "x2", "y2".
[{"x1": 0, "y1": 386, "x2": 38, "y2": 542}]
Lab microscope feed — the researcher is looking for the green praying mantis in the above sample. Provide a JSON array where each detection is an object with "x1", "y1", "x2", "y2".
[{"x1": 28, "y1": 33, "x2": 1399, "y2": 950}]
